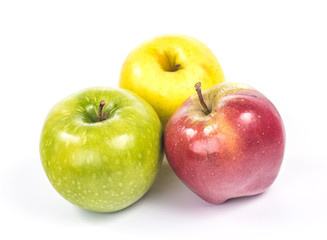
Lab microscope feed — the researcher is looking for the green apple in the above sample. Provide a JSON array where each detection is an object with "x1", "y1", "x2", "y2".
[
  {"x1": 40, "y1": 87, "x2": 163, "y2": 212},
  {"x1": 119, "y1": 34, "x2": 225, "y2": 126}
]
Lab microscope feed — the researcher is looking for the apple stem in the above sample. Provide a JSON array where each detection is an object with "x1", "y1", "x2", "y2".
[
  {"x1": 171, "y1": 64, "x2": 181, "y2": 72},
  {"x1": 194, "y1": 82, "x2": 211, "y2": 115},
  {"x1": 98, "y1": 100, "x2": 106, "y2": 122}
]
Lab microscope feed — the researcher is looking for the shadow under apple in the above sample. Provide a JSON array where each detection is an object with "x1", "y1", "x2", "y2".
[
  {"x1": 4, "y1": 155, "x2": 265, "y2": 223},
  {"x1": 142, "y1": 156, "x2": 266, "y2": 215},
  {"x1": 2, "y1": 157, "x2": 125, "y2": 223}
]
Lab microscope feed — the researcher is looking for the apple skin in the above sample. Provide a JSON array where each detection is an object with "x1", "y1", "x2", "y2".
[
  {"x1": 40, "y1": 87, "x2": 163, "y2": 212},
  {"x1": 165, "y1": 82, "x2": 285, "y2": 204},
  {"x1": 119, "y1": 34, "x2": 225, "y2": 127}
]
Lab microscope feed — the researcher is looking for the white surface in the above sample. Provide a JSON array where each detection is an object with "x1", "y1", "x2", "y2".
[{"x1": 1, "y1": 0, "x2": 327, "y2": 239}]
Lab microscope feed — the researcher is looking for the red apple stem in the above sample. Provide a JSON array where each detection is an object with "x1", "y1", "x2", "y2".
[
  {"x1": 194, "y1": 82, "x2": 211, "y2": 115},
  {"x1": 98, "y1": 100, "x2": 106, "y2": 122}
]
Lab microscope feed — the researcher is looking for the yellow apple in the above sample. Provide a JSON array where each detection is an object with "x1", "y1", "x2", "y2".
[{"x1": 119, "y1": 34, "x2": 225, "y2": 126}]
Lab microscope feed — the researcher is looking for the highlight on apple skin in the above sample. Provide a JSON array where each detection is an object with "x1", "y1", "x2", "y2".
[
  {"x1": 164, "y1": 82, "x2": 285, "y2": 204},
  {"x1": 119, "y1": 34, "x2": 225, "y2": 127},
  {"x1": 40, "y1": 87, "x2": 163, "y2": 212}
]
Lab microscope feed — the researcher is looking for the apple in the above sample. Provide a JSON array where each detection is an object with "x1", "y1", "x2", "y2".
[
  {"x1": 40, "y1": 87, "x2": 163, "y2": 212},
  {"x1": 119, "y1": 34, "x2": 225, "y2": 127},
  {"x1": 165, "y1": 82, "x2": 285, "y2": 204}
]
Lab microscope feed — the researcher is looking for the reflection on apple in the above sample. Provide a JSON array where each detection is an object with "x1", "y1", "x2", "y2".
[{"x1": 165, "y1": 82, "x2": 285, "y2": 204}]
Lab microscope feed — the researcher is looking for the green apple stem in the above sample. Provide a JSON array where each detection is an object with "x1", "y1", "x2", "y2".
[
  {"x1": 194, "y1": 82, "x2": 211, "y2": 115},
  {"x1": 98, "y1": 100, "x2": 107, "y2": 122}
]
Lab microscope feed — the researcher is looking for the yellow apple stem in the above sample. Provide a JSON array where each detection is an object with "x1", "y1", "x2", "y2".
[
  {"x1": 171, "y1": 64, "x2": 181, "y2": 72},
  {"x1": 98, "y1": 100, "x2": 107, "y2": 122},
  {"x1": 194, "y1": 82, "x2": 211, "y2": 115}
]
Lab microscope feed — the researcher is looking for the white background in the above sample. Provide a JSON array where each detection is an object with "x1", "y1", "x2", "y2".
[{"x1": 1, "y1": 0, "x2": 327, "y2": 239}]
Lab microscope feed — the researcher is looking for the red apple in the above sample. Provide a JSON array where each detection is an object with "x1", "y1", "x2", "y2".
[{"x1": 164, "y1": 82, "x2": 285, "y2": 204}]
